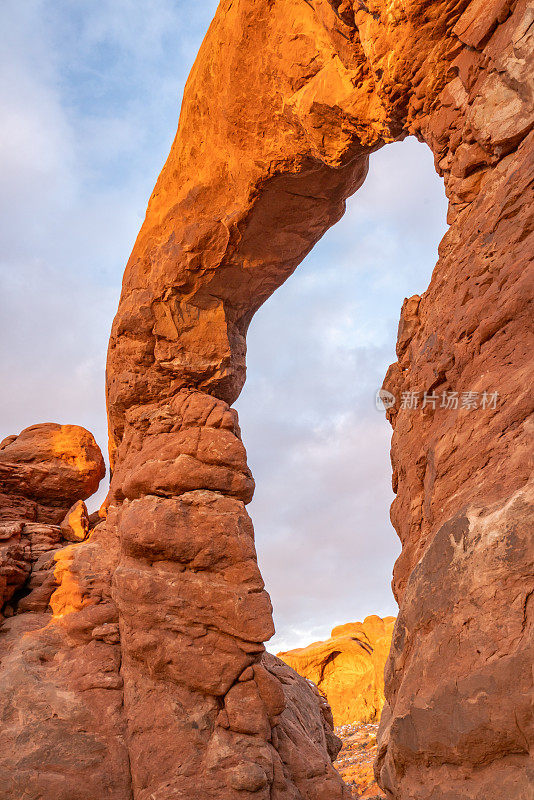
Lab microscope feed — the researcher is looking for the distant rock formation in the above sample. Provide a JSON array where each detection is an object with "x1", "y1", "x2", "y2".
[{"x1": 278, "y1": 616, "x2": 395, "y2": 725}]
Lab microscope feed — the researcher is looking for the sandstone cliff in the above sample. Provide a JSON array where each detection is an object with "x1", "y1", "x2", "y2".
[
  {"x1": 278, "y1": 615, "x2": 395, "y2": 726},
  {"x1": 1, "y1": 0, "x2": 532, "y2": 798}
]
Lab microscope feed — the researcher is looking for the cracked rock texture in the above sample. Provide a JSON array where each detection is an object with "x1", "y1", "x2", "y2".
[
  {"x1": 278, "y1": 616, "x2": 395, "y2": 726},
  {"x1": 1, "y1": 0, "x2": 533, "y2": 798}
]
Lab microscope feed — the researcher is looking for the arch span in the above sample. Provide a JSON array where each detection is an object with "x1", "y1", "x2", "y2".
[{"x1": 103, "y1": 1, "x2": 533, "y2": 798}]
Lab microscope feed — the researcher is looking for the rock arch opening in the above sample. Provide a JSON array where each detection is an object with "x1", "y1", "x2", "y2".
[
  {"x1": 235, "y1": 137, "x2": 448, "y2": 655},
  {"x1": 102, "y1": 1, "x2": 534, "y2": 796}
]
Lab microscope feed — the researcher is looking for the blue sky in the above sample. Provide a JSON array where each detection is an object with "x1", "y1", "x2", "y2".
[{"x1": 0, "y1": 0, "x2": 448, "y2": 651}]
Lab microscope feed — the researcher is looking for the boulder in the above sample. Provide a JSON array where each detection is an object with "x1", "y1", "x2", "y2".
[{"x1": 0, "y1": 425, "x2": 104, "y2": 613}]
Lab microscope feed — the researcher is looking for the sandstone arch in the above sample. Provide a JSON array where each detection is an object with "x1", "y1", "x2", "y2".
[
  {"x1": 105, "y1": 1, "x2": 533, "y2": 796},
  {"x1": 1, "y1": 1, "x2": 532, "y2": 799}
]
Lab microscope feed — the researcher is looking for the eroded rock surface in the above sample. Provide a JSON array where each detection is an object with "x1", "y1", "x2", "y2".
[
  {"x1": 105, "y1": 390, "x2": 350, "y2": 799},
  {"x1": 279, "y1": 616, "x2": 395, "y2": 726},
  {"x1": 0, "y1": 424, "x2": 105, "y2": 614},
  {"x1": 1, "y1": 0, "x2": 533, "y2": 798},
  {"x1": 0, "y1": 423, "x2": 105, "y2": 524},
  {"x1": 0, "y1": 406, "x2": 348, "y2": 800}
]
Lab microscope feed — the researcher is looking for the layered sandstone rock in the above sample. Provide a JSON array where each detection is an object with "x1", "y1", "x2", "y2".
[
  {"x1": 279, "y1": 616, "x2": 395, "y2": 725},
  {"x1": 1, "y1": 0, "x2": 533, "y2": 798},
  {"x1": 375, "y1": 4, "x2": 534, "y2": 795},
  {"x1": 0, "y1": 516, "x2": 132, "y2": 800},
  {"x1": 104, "y1": 390, "x2": 350, "y2": 799},
  {"x1": 0, "y1": 424, "x2": 105, "y2": 614}
]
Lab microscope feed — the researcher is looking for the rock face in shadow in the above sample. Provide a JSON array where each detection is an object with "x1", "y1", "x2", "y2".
[
  {"x1": 1, "y1": 0, "x2": 533, "y2": 798},
  {"x1": 278, "y1": 616, "x2": 395, "y2": 725}
]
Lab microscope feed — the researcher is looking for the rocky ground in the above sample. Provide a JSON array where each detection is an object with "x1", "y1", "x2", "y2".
[{"x1": 334, "y1": 722, "x2": 385, "y2": 799}]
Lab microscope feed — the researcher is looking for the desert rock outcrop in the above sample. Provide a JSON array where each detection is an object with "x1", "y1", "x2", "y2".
[
  {"x1": 1, "y1": 0, "x2": 533, "y2": 798},
  {"x1": 279, "y1": 616, "x2": 395, "y2": 726},
  {"x1": 0, "y1": 408, "x2": 348, "y2": 800},
  {"x1": 0, "y1": 424, "x2": 105, "y2": 614},
  {"x1": 0, "y1": 423, "x2": 105, "y2": 524}
]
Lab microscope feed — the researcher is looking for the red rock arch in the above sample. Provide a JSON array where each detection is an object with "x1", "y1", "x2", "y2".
[
  {"x1": 105, "y1": 2, "x2": 533, "y2": 797},
  {"x1": 0, "y1": 2, "x2": 531, "y2": 799}
]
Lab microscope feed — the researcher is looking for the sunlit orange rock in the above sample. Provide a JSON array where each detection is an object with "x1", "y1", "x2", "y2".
[
  {"x1": 278, "y1": 616, "x2": 395, "y2": 725},
  {"x1": 1, "y1": 0, "x2": 532, "y2": 798},
  {"x1": 0, "y1": 424, "x2": 105, "y2": 614},
  {"x1": 0, "y1": 423, "x2": 105, "y2": 524},
  {"x1": 60, "y1": 500, "x2": 90, "y2": 543}
]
